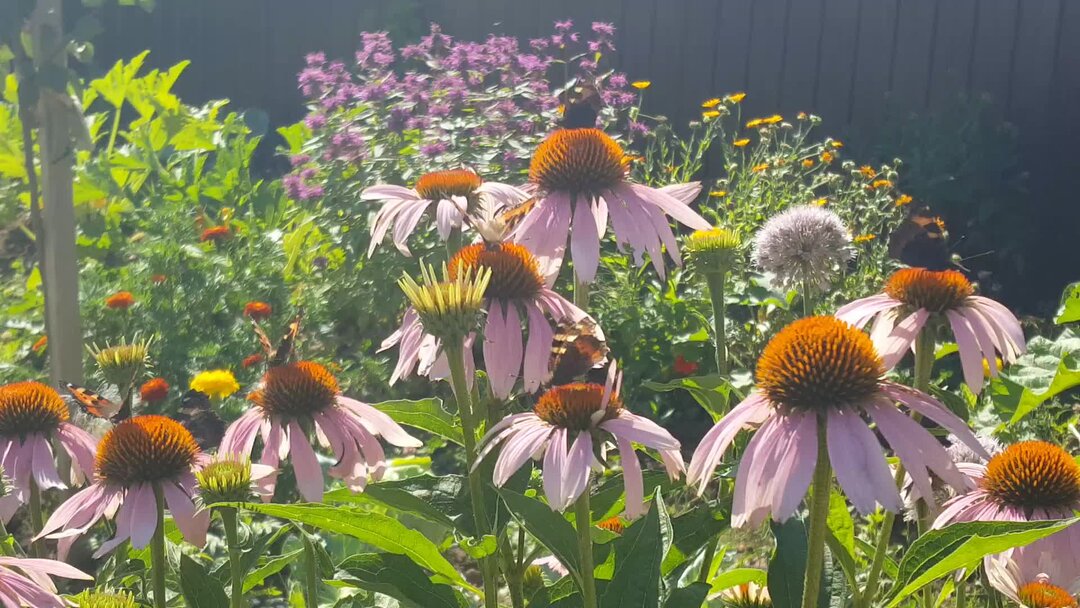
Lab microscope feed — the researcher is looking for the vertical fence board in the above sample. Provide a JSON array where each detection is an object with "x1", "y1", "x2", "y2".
[
  {"x1": 778, "y1": 0, "x2": 824, "y2": 115},
  {"x1": 814, "y1": 0, "x2": 860, "y2": 126},
  {"x1": 967, "y1": 0, "x2": 1018, "y2": 107},
  {"x1": 746, "y1": 0, "x2": 791, "y2": 112},
  {"x1": 927, "y1": 0, "x2": 978, "y2": 108},
  {"x1": 889, "y1": 0, "x2": 938, "y2": 112},
  {"x1": 849, "y1": 0, "x2": 897, "y2": 127}
]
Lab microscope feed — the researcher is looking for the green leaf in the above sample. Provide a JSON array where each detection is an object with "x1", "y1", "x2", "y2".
[
  {"x1": 591, "y1": 471, "x2": 672, "y2": 521},
  {"x1": 663, "y1": 582, "x2": 711, "y2": 608},
  {"x1": 767, "y1": 519, "x2": 808, "y2": 608},
  {"x1": 988, "y1": 329, "x2": 1080, "y2": 424},
  {"x1": 710, "y1": 567, "x2": 768, "y2": 591},
  {"x1": 460, "y1": 534, "x2": 499, "y2": 560},
  {"x1": 179, "y1": 553, "x2": 229, "y2": 608},
  {"x1": 885, "y1": 518, "x2": 1080, "y2": 607},
  {"x1": 643, "y1": 375, "x2": 736, "y2": 421},
  {"x1": 372, "y1": 398, "x2": 463, "y2": 445},
  {"x1": 826, "y1": 489, "x2": 855, "y2": 561},
  {"x1": 497, "y1": 488, "x2": 582, "y2": 584},
  {"x1": 600, "y1": 491, "x2": 665, "y2": 608},
  {"x1": 336, "y1": 553, "x2": 466, "y2": 608},
  {"x1": 1057, "y1": 282, "x2": 1080, "y2": 324},
  {"x1": 235, "y1": 502, "x2": 468, "y2": 588},
  {"x1": 243, "y1": 549, "x2": 302, "y2": 593},
  {"x1": 326, "y1": 475, "x2": 465, "y2": 531}
]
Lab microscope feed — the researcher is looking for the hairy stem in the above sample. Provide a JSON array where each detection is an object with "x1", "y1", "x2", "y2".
[
  {"x1": 704, "y1": 271, "x2": 729, "y2": 377},
  {"x1": 573, "y1": 493, "x2": 598, "y2": 608},
  {"x1": 301, "y1": 533, "x2": 320, "y2": 608},
  {"x1": 151, "y1": 484, "x2": 167, "y2": 608},
  {"x1": 28, "y1": 479, "x2": 43, "y2": 558},
  {"x1": 801, "y1": 419, "x2": 831, "y2": 608},
  {"x1": 221, "y1": 508, "x2": 246, "y2": 608}
]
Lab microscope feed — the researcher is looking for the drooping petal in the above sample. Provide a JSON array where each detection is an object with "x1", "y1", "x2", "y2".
[
  {"x1": 477, "y1": 182, "x2": 531, "y2": 209},
  {"x1": 687, "y1": 393, "x2": 774, "y2": 492},
  {"x1": 767, "y1": 411, "x2": 820, "y2": 525},
  {"x1": 631, "y1": 182, "x2": 711, "y2": 230},
  {"x1": 126, "y1": 484, "x2": 158, "y2": 550},
  {"x1": 877, "y1": 309, "x2": 930, "y2": 370},
  {"x1": 657, "y1": 182, "x2": 704, "y2": 204},
  {"x1": 523, "y1": 303, "x2": 555, "y2": 392},
  {"x1": 601, "y1": 412, "x2": 680, "y2": 450},
  {"x1": 542, "y1": 428, "x2": 569, "y2": 511},
  {"x1": 37, "y1": 484, "x2": 108, "y2": 540},
  {"x1": 880, "y1": 383, "x2": 991, "y2": 460},
  {"x1": 161, "y1": 481, "x2": 209, "y2": 547},
  {"x1": 29, "y1": 435, "x2": 64, "y2": 491},
  {"x1": 287, "y1": 421, "x2": 325, "y2": 502},
  {"x1": 55, "y1": 423, "x2": 97, "y2": 486},
  {"x1": 570, "y1": 196, "x2": 601, "y2": 284},
  {"x1": 834, "y1": 294, "x2": 902, "y2": 329},
  {"x1": 436, "y1": 198, "x2": 463, "y2": 240},
  {"x1": 493, "y1": 424, "x2": 555, "y2": 487},
  {"x1": 617, "y1": 436, "x2": 646, "y2": 520},
  {"x1": 483, "y1": 301, "x2": 524, "y2": 400},
  {"x1": 560, "y1": 431, "x2": 593, "y2": 511},
  {"x1": 360, "y1": 184, "x2": 422, "y2": 201},
  {"x1": 731, "y1": 414, "x2": 787, "y2": 528},
  {"x1": 0, "y1": 558, "x2": 91, "y2": 581},
  {"x1": 219, "y1": 408, "x2": 265, "y2": 457},
  {"x1": 946, "y1": 309, "x2": 987, "y2": 393},
  {"x1": 336, "y1": 396, "x2": 423, "y2": 448},
  {"x1": 969, "y1": 297, "x2": 1026, "y2": 359},
  {"x1": 390, "y1": 200, "x2": 434, "y2": 256},
  {"x1": 827, "y1": 408, "x2": 901, "y2": 514}
]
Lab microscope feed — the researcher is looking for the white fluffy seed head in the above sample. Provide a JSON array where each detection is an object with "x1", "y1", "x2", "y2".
[{"x1": 751, "y1": 205, "x2": 853, "y2": 291}]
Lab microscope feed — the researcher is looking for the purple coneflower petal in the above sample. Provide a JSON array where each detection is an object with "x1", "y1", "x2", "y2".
[
  {"x1": 881, "y1": 383, "x2": 991, "y2": 460},
  {"x1": 835, "y1": 294, "x2": 902, "y2": 328},
  {"x1": 483, "y1": 301, "x2": 524, "y2": 400},
  {"x1": 560, "y1": 431, "x2": 593, "y2": 511},
  {"x1": 601, "y1": 413, "x2": 680, "y2": 450},
  {"x1": 288, "y1": 421, "x2": 324, "y2": 502},
  {"x1": 633, "y1": 183, "x2": 711, "y2": 231},
  {"x1": 687, "y1": 393, "x2": 773, "y2": 492},
  {"x1": 337, "y1": 396, "x2": 422, "y2": 448},
  {"x1": 946, "y1": 309, "x2": 987, "y2": 393},
  {"x1": 933, "y1": 491, "x2": 993, "y2": 528},
  {"x1": 617, "y1": 436, "x2": 645, "y2": 519},
  {"x1": 476, "y1": 412, "x2": 541, "y2": 464},
  {"x1": 56, "y1": 423, "x2": 97, "y2": 485},
  {"x1": 220, "y1": 408, "x2": 264, "y2": 457},
  {"x1": 126, "y1": 483, "x2": 158, "y2": 549},
  {"x1": 570, "y1": 197, "x2": 601, "y2": 283},
  {"x1": 37, "y1": 484, "x2": 107, "y2": 540},
  {"x1": 878, "y1": 309, "x2": 930, "y2": 369},
  {"x1": 970, "y1": 297, "x2": 1025, "y2": 358},
  {"x1": 543, "y1": 428, "x2": 569, "y2": 510},
  {"x1": 732, "y1": 410, "x2": 816, "y2": 527},
  {"x1": 524, "y1": 303, "x2": 555, "y2": 392},
  {"x1": 657, "y1": 182, "x2": 704, "y2": 205},
  {"x1": 435, "y1": 199, "x2": 461, "y2": 240},
  {"x1": 29, "y1": 435, "x2": 63, "y2": 491},
  {"x1": 494, "y1": 424, "x2": 554, "y2": 487},
  {"x1": 162, "y1": 481, "x2": 209, "y2": 547},
  {"x1": 390, "y1": 200, "x2": 434, "y2": 256},
  {"x1": 660, "y1": 449, "x2": 685, "y2": 478},
  {"x1": 360, "y1": 184, "x2": 422, "y2": 201},
  {"x1": 770, "y1": 411, "x2": 820, "y2": 525},
  {"x1": 477, "y1": 182, "x2": 530, "y2": 208},
  {"x1": 961, "y1": 307, "x2": 1001, "y2": 378},
  {"x1": 0, "y1": 558, "x2": 91, "y2": 582},
  {"x1": 827, "y1": 408, "x2": 901, "y2": 513}
]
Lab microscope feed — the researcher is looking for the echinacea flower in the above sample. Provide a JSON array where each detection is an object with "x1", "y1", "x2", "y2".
[
  {"x1": 714, "y1": 582, "x2": 772, "y2": 608},
  {"x1": 986, "y1": 550, "x2": 1080, "y2": 607},
  {"x1": 89, "y1": 338, "x2": 152, "y2": 388},
  {"x1": 38, "y1": 415, "x2": 210, "y2": 556},
  {"x1": 139, "y1": 377, "x2": 169, "y2": 403},
  {"x1": 835, "y1": 268, "x2": 1025, "y2": 392},
  {"x1": 687, "y1": 316, "x2": 987, "y2": 527},
  {"x1": 200, "y1": 226, "x2": 231, "y2": 243},
  {"x1": 190, "y1": 370, "x2": 240, "y2": 400},
  {"x1": 72, "y1": 589, "x2": 139, "y2": 608},
  {"x1": 219, "y1": 361, "x2": 422, "y2": 501},
  {"x1": 195, "y1": 453, "x2": 275, "y2": 504},
  {"x1": 751, "y1": 206, "x2": 852, "y2": 292},
  {"x1": 0, "y1": 556, "x2": 92, "y2": 608},
  {"x1": 475, "y1": 363, "x2": 683, "y2": 518},
  {"x1": 243, "y1": 301, "x2": 273, "y2": 321},
  {"x1": 513, "y1": 128, "x2": 710, "y2": 282},
  {"x1": 104, "y1": 291, "x2": 135, "y2": 310},
  {"x1": 361, "y1": 169, "x2": 529, "y2": 256},
  {"x1": 384, "y1": 242, "x2": 591, "y2": 399},
  {"x1": 0, "y1": 382, "x2": 98, "y2": 522}
]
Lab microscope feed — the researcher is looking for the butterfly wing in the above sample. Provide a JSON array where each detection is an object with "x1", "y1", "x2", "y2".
[
  {"x1": 176, "y1": 389, "x2": 225, "y2": 451},
  {"x1": 62, "y1": 382, "x2": 123, "y2": 421},
  {"x1": 547, "y1": 319, "x2": 609, "y2": 388},
  {"x1": 889, "y1": 207, "x2": 951, "y2": 270},
  {"x1": 250, "y1": 319, "x2": 274, "y2": 358},
  {"x1": 269, "y1": 308, "x2": 304, "y2": 367},
  {"x1": 559, "y1": 82, "x2": 603, "y2": 129}
]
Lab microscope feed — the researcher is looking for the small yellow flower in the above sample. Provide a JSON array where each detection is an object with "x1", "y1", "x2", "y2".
[
  {"x1": 871, "y1": 179, "x2": 893, "y2": 189},
  {"x1": 751, "y1": 163, "x2": 769, "y2": 173},
  {"x1": 701, "y1": 98, "x2": 722, "y2": 108},
  {"x1": 820, "y1": 151, "x2": 835, "y2": 164},
  {"x1": 631, "y1": 81, "x2": 651, "y2": 90},
  {"x1": 813, "y1": 197, "x2": 828, "y2": 207},
  {"x1": 746, "y1": 118, "x2": 764, "y2": 129},
  {"x1": 733, "y1": 138, "x2": 750, "y2": 147},
  {"x1": 190, "y1": 369, "x2": 240, "y2": 400},
  {"x1": 702, "y1": 110, "x2": 721, "y2": 119},
  {"x1": 982, "y1": 357, "x2": 1004, "y2": 378},
  {"x1": 762, "y1": 114, "x2": 783, "y2": 124},
  {"x1": 709, "y1": 190, "x2": 728, "y2": 197},
  {"x1": 830, "y1": 140, "x2": 844, "y2": 149},
  {"x1": 802, "y1": 159, "x2": 815, "y2": 168},
  {"x1": 859, "y1": 165, "x2": 877, "y2": 178},
  {"x1": 797, "y1": 112, "x2": 808, "y2": 120},
  {"x1": 726, "y1": 92, "x2": 747, "y2": 103},
  {"x1": 854, "y1": 234, "x2": 876, "y2": 243},
  {"x1": 895, "y1": 194, "x2": 913, "y2": 207}
]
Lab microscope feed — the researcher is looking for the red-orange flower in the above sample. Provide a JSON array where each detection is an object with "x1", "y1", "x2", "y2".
[
  {"x1": 200, "y1": 226, "x2": 231, "y2": 243},
  {"x1": 241, "y1": 353, "x2": 264, "y2": 369},
  {"x1": 31, "y1": 336, "x2": 48, "y2": 353},
  {"x1": 243, "y1": 301, "x2": 273, "y2": 321},
  {"x1": 105, "y1": 291, "x2": 135, "y2": 310},
  {"x1": 139, "y1": 378, "x2": 170, "y2": 403},
  {"x1": 673, "y1": 355, "x2": 699, "y2": 377},
  {"x1": 151, "y1": 274, "x2": 167, "y2": 285}
]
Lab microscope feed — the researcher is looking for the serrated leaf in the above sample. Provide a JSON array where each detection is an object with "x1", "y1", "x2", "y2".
[
  {"x1": 372, "y1": 398, "x2": 463, "y2": 445},
  {"x1": 497, "y1": 488, "x2": 583, "y2": 584},
  {"x1": 179, "y1": 553, "x2": 229, "y2": 608},
  {"x1": 885, "y1": 518, "x2": 1080, "y2": 607},
  {"x1": 326, "y1": 475, "x2": 465, "y2": 530},
  {"x1": 601, "y1": 491, "x2": 665, "y2": 608},
  {"x1": 1057, "y1": 282, "x2": 1080, "y2": 324},
  {"x1": 336, "y1": 553, "x2": 466, "y2": 608},
  {"x1": 234, "y1": 502, "x2": 468, "y2": 589},
  {"x1": 243, "y1": 549, "x2": 302, "y2": 593},
  {"x1": 988, "y1": 329, "x2": 1080, "y2": 424}
]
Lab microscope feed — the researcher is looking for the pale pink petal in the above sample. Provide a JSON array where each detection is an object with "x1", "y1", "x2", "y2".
[
  {"x1": 543, "y1": 428, "x2": 569, "y2": 511},
  {"x1": 523, "y1": 303, "x2": 555, "y2": 392},
  {"x1": 617, "y1": 436, "x2": 645, "y2": 520},
  {"x1": 660, "y1": 449, "x2": 685, "y2": 478},
  {"x1": 288, "y1": 421, "x2": 324, "y2": 502},
  {"x1": 687, "y1": 393, "x2": 774, "y2": 492},
  {"x1": 126, "y1": 484, "x2": 158, "y2": 550},
  {"x1": 0, "y1": 558, "x2": 91, "y2": 581},
  {"x1": 601, "y1": 362, "x2": 619, "y2": 409},
  {"x1": 477, "y1": 182, "x2": 530, "y2": 208},
  {"x1": 537, "y1": 289, "x2": 588, "y2": 324},
  {"x1": 881, "y1": 383, "x2": 991, "y2": 460},
  {"x1": 29, "y1": 435, "x2": 64, "y2": 491},
  {"x1": 632, "y1": 183, "x2": 711, "y2": 230},
  {"x1": 390, "y1": 200, "x2": 434, "y2": 256},
  {"x1": 877, "y1": 309, "x2": 929, "y2": 370},
  {"x1": 56, "y1": 423, "x2": 97, "y2": 486},
  {"x1": 483, "y1": 301, "x2": 524, "y2": 400},
  {"x1": 367, "y1": 198, "x2": 413, "y2": 257},
  {"x1": 933, "y1": 492, "x2": 994, "y2": 528},
  {"x1": 834, "y1": 294, "x2": 902, "y2": 329},
  {"x1": 360, "y1": 184, "x2": 421, "y2": 201},
  {"x1": 960, "y1": 308, "x2": 1000, "y2": 378},
  {"x1": 494, "y1": 425, "x2": 554, "y2": 487},
  {"x1": 768, "y1": 411, "x2": 820, "y2": 524},
  {"x1": 37, "y1": 484, "x2": 107, "y2": 540},
  {"x1": 970, "y1": 297, "x2": 1025, "y2": 359},
  {"x1": 657, "y1": 182, "x2": 703, "y2": 204},
  {"x1": 731, "y1": 414, "x2": 786, "y2": 528},
  {"x1": 601, "y1": 412, "x2": 680, "y2": 450},
  {"x1": 336, "y1": 396, "x2": 423, "y2": 448},
  {"x1": 946, "y1": 309, "x2": 987, "y2": 393},
  {"x1": 435, "y1": 198, "x2": 461, "y2": 240},
  {"x1": 570, "y1": 196, "x2": 601, "y2": 283},
  {"x1": 476, "y1": 413, "x2": 544, "y2": 466},
  {"x1": 560, "y1": 431, "x2": 593, "y2": 511},
  {"x1": 827, "y1": 408, "x2": 901, "y2": 514},
  {"x1": 219, "y1": 409, "x2": 265, "y2": 457},
  {"x1": 0, "y1": 495, "x2": 20, "y2": 525}
]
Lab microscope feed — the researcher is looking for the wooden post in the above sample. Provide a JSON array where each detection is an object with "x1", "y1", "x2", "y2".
[{"x1": 31, "y1": 0, "x2": 83, "y2": 385}]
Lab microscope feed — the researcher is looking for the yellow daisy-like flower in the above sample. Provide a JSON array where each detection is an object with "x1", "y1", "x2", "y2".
[
  {"x1": 631, "y1": 81, "x2": 651, "y2": 90},
  {"x1": 702, "y1": 98, "x2": 722, "y2": 109},
  {"x1": 751, "y1": 163, "x2": 769, "y2": 173},
  {"x1": 854, "y1": 234, "x2": 876, "y2": 243},
  {"x1": 859, "y1": 165, "x2": 877, "y2": 179},
  {"x1": 745, "y1": 118, "x2": 764, "y2": 129},
  {"x1": 820, "y1": 151, "x2": 835, "y2": 164},
  {"x1": 895, "y1": 194, "x2": 913, "y2": 207},
  {"x1": 802, "y1": 159, "x2": 814, "y2": 168},
  {"x1": 830, "y1": 140, "x2": 844, "y2": 149},
  {"x1": 190, "y1": 369, "x2": 240, "y2": 400},
  {"x1": 813, "y1": 197, "x2": 828, "y2": 207},
  {"x1": 871, "y1": 179, "x2": 893, "y2": 189},
  {"x1": 702, "y1": 110, "x2": 721, "y2": 119},
  {"x1": 726, "y1": 92, "x2": 746, "y2": 103},
  {"x1": 710, "y1": 190, "x2": 728, "y2": 198},
  {"x1": 762, "y1": 114, "x2": 783, "y2": 124},
  {"x1": 733, "y1": 138, "x2": 750, "y2": 147}
]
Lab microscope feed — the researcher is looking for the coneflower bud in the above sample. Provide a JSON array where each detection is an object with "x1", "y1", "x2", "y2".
[
  {"x1": 88, "y1": 336, "x2": 152, "y2": 388},
  {"x1": 72, "y1": 589, "x2": 138, "y2": 608},
  {"x1": 684, "y1": 227, "x2": 741, "y2": 275},
  {"x1": 398, "y1": 262, "x2": 490, "y2": 342},
  {"x1": 196, "y1": 454, "x2": 255, "y2": 505}
]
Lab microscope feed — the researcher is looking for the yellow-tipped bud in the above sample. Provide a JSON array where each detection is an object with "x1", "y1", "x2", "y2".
[
  {"x1": 684, "y1": 228, "x2": 741, "y2": 274},
  {"x1": 88, "y1": 335, "x2": 152, "y2": 388},
  {"x1": 72, "y1": 590, "x2": 138, "y2": 608},
  {"x1": 399, "y1": 262, "x2": 491, "y2": 342},
  {"x1": 196, "y1": 454, "x2": 255, "y2": 506}
]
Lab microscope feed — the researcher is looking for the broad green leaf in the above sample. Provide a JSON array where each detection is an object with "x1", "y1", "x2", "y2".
[
  {"x1": 662, "y1": 505, "x2": 728, "y2": 576},
  {"x1": 663, "y1": 582, "x2": 711, "y2": 608},
  {"x1": 372, "y1": 398, "x2": 463, "y2": 445},
  {"x1": 591, "y1": 470, "x2": 672, "y2": 521},
  {"x1": 235, "y1": 502, "x2": 467, "y2": 588},
  {"x1": 336, "y1": 553, "x2": 466, "y2": 608},
  {"x1": 460, "y1": 534, "x2": 498, "y2": 559},
  {"x1": 179, "y1": 553, "x2": 229, "y2": 608},
  {"x1": 644, "y1": 374, "x2": 736, "y2": 421},
  {"x1": 988, "y1": 329, "x2": 1080, "y2": 424},
  {"x1": 277, "y1": 121, "x2": 311, "y2": 154},
  {"x1": 600, "y1": 491, "x2": 666, "y2": 608},
  {"x1": 243, "y1": 549, "x2": 302, "y2": 593},
  {"x1": 497, "y1": 488, "x2": 583, "y2": 584},
  {"x1": 826, "y1": 489, "x2": 855, "y2": 561},
  {"x1": 1057, "y1": 282, "x2": 1080, "y2": 324},
  {"x1": 767, "y1": 519, "x2": 808, "y2": 608},
  {"x1": 709, "y1": 567, "x2": 767, "y2": 591},
  {"x1": 886, "y1": 518, "x2": 1080, "y2": 606},
  {"x1": 327, "y1": 475, "x2": 465, "y2": 530}
]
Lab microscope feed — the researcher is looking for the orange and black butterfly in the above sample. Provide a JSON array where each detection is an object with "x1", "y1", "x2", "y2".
[
  {"x1": 497, "y1": 197, "x2": 537, "y2": 236},
  {"x1": 251, "y1": 308, "x2": 303, "y2": 367},
  {"x1": 889, "y1": 205, "x2": 951, "y2": 270},
  {"x1": 62, "y1": 382, "x2": 134, "y2": 423},
  {"x1": 545, "y1": 319, "x2": 609, "y2": 388},
  {"x1": 558, "y1": 82, "x2": 603, "y2": 129},
  {"x1": 175, "y1": 389, "x2": 225, "y2": 450}
]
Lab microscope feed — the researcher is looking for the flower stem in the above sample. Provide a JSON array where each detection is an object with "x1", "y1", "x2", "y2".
[
  {"x1": 445, "y1": 344, "x2": 500, "y2": 608},
  {"x1": 801, "y1": 418, "x2": 831, "y2": 608},
  {"x1": 573, "y1": 492, "x2": 598, "y2": 608},
  {"x1": 704, "y1": 271, "x2": 729, "y2": 377},
  {"x1": 801, "y1": 280, "x2": 814, "y2": 317},
  {"x1": 301, "y1": 533, "x2": 320, "y2": 608},
  {"x1": 28, "y1": 479, "x2": 43, "y2": 557},
  {"x1": 955, "y1": 577, "x2": 966, "y2": 608},
  {"x1": 151, "y1": 484, "x2": 167, "y2": 608},
  {"x1": 221, "y1": 508, "x2": 246, "y2": 608},
  {"x1": 859, "y1": 463, "x2": 906, "y2": 607},
  {"x1": 574, "y1": 273, "x2": 590, "y2": 310}
]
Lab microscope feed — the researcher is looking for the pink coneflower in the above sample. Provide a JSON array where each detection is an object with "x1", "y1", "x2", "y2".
[
  {"x1": 513, "y1": 128, "x2": 710, "y2": 283},
  {"x1": 686, "y1": 316, "x2": 988, "y2": 527},
  {"x1": 37, "y1": 415, "x2": 210, "y2": 557},
  {"x1": 0, "y1": 382, "x2": 98, "y2": 523},
  {"x1": 0, "y1": 556, "x2": 92, "y2": 607},
  {"x1": 475, "y1": 363, "x2": 682, "y2": 518},
  {"x1": 835, "y1": 268, "x2": 1025, "y2": 392},
  {"x1": 219, "y1": 361, "x2": 422, "y2": 501},
  {"x1": 986, "y1": 546, "x2": 1080, "y2": 607},
  {"x1": 361, "y1": 169, "x2": 529, "y2": 256},
  {"x1": 383, "y1": 242, "x2": 590, "y2": 399}
]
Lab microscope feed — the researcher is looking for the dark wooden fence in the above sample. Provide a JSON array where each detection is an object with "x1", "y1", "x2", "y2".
[{"x1": 88, "y1": 0, "x2": 1080, "y2": 304}]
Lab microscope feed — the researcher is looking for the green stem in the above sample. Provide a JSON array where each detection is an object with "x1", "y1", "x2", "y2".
[
  {"x1": 151, "y1": 484, "x2": 167, "y2": 608},
  {"x1": 573, "y1": 493, "x2": 598, "y2": 608},
  {"x1": 301, "y1": 533, "x2": 319, "y2": 608},
  {"x1": 704, "y1": 271, "x2": 728, "y2": 377},
  {"x1": 955, "y1": 577, "x2": 965, "y2": 608},
  {"x1": 801, "y1": 417, "x2": 831, "y2": 608},
  {"x1": 574, "y1": 273, "x2": 590, "y2": 311},
  {"x1": 221, "y1": 508, "x2": 246, "y2": 608},
  {"x1": 106, "y1": 107, "x2": 122, "y2": 159},
  {"x1": 801, "y1": 281, "x2": 814, "y2": 317},
  {"x1": 28, "y1": 479, "x2": 43, "y2": 558},
  {"x1": 446, "y1": 344, "x2": 499, "y2": 608}
]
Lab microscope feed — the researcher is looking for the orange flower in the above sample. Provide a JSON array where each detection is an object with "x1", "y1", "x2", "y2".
[
  {"x1": 200, "y1": 226, "x2": 231, "y2": 243},
  {"x1": 673, "y1": 355, "x2": 699, "y2": 377},
  {"x1": 733, "y1": 138, "x2": 750, "y2": 147},
  {"x1": 895, "y1": 194, "x2": 913, "y2": 207},
  {"x1": 105, "y1": 291, "x2": 135, "y2": 310},
  {"x1": 701, "y1": 98, "x2": 722, "y2": 109},
  {"x1": 854, "y1": 234, "x2": 876, "y2": 243},
  {"x1": 151, "y1": 274, "x2": 167, "y2": 285},
  {"x1": 751, "y1": 163, "x2": 769, "y2": 173},
  {"x1": 726, "y1": 92, "x2": 746, "y2": 103},
  {"x1": 745, "y1": 118, "x2": 764, "y2": 129},
  {"x1": 242, "y1": 353, "x2": 265, "y2": 369},
  {"x1": 702, "y1": 110, "x2": 721, "y2": 119},
  {"x1": 139, "y1": 378, "x2": 170, "y2": 403},
  {"x1": 762, "y1": 114, "x2": 783, "y2": 124},
  {"x1": 243, "y1": 301, "x2": 273, "y2": 322},
  {"x1": 31, "y1": 336, "x2": 48, "y2": 353},
  {"x1": 802, "y1": 159, "x2": 815, "y2": 168},
  {"x1": 820, "y1": 151, "x2": 835, "y2": 164},
  {"x1": 871, "y1": 179, "x2": 893, "y2": 189},
  {"x1": 797, "y1": 112, "x2": 808, "y2": 120},
  {"x1": 859, "y1": 165, "x2": 877, "y2": 179}
]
